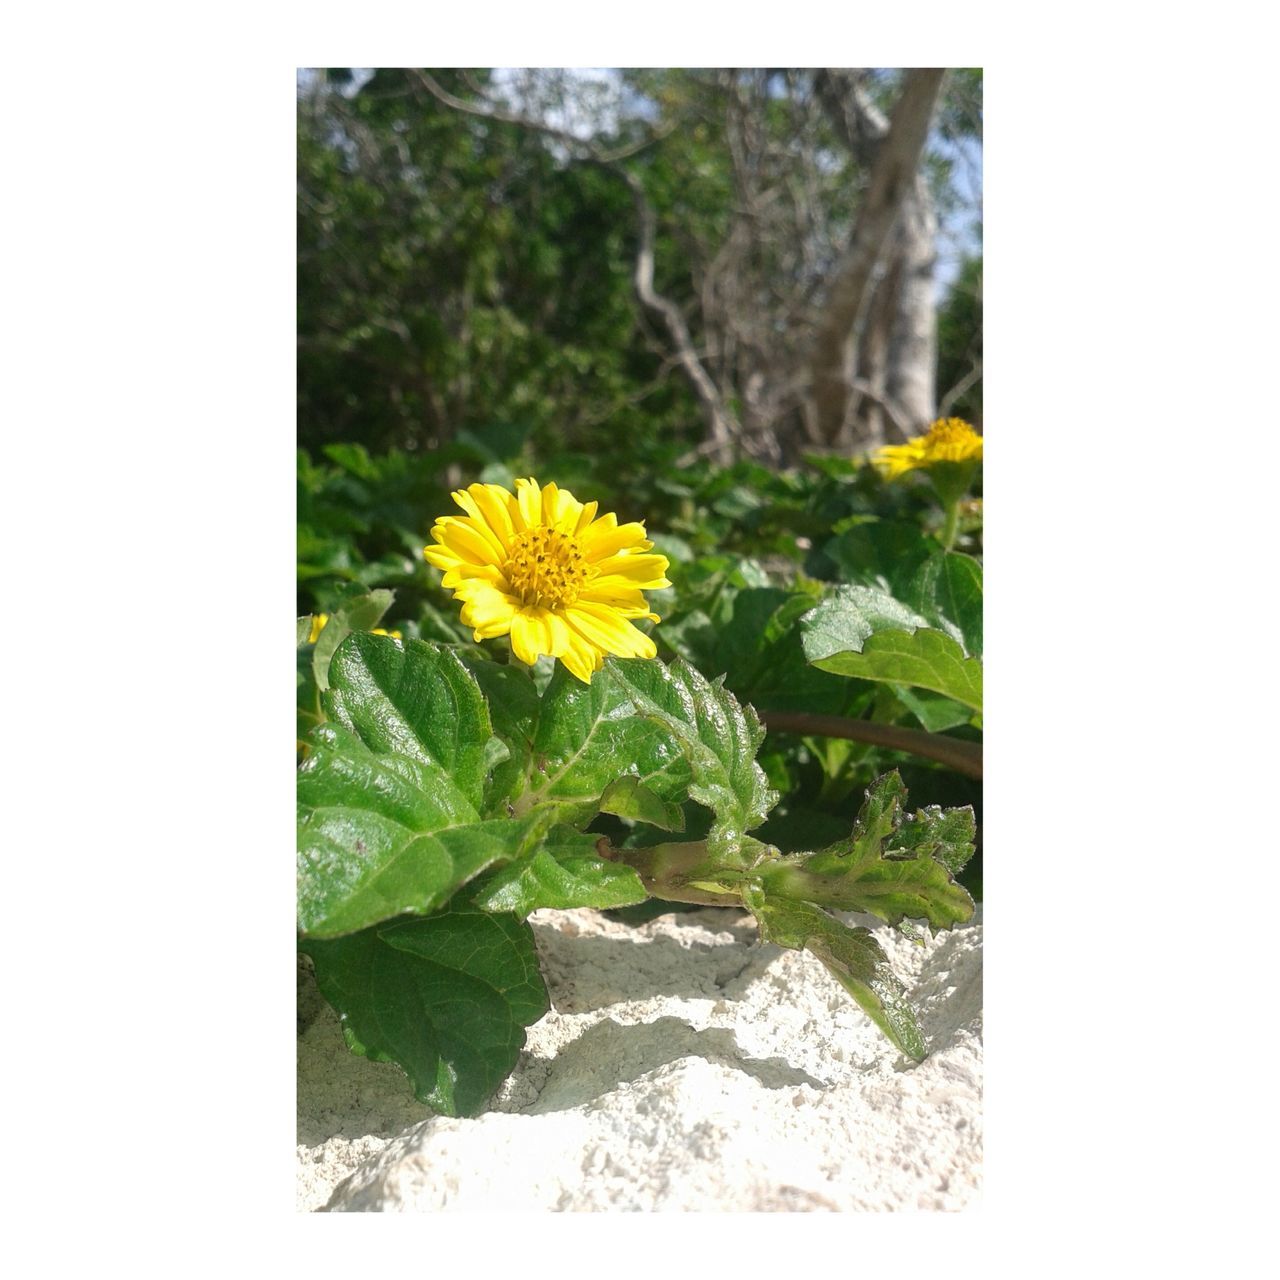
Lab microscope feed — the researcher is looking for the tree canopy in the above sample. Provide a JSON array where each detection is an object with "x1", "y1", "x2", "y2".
[{"x1": 298, "y1": 68, "x2": 982, "y2": 464}]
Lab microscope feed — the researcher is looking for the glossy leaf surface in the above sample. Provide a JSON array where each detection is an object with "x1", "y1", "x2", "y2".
[
  {"x1": 802, "y1": 585, "x2": 982, "y2": 712},
  {"x1": 608, "y1": 657, "x2": 779, "y2": 856},
  {"x1": 297, "y1": 723, "x2": 534, "y2": 937},
  {"x1": 325, "y1": 634, "x2": 499, "y2": 811},
  {"x1": 469, "y1": 830, "x2": 648, "y2": 916},
  {"x1": 301, "y1": 905, "x2": 547, "y2": 1116}
]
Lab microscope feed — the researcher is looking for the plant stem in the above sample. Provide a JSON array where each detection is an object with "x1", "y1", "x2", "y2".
[
  {"x1": 758, "y1": 710, "x2": 982, "y2": 779},
  {"x1": 940, "y1": 497, "x2": 960, "y2": 550},
  {"x1": 594, "y1": 838, "x2": 746, "y2": 906}
]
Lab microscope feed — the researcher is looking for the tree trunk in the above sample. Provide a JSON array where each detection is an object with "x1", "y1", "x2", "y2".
[
  {"x1": 805, "y1": 69, "x2": 946, "y2": 447},
  {"x1": 885, "y1": 174, "x2": 938, "y2": 434}
]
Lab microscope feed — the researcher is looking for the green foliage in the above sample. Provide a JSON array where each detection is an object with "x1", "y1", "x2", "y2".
[
  {"x1": 606, "y1": 657, "x2": 778, "y2": 857},
  {"x1": 470, "y1": 830, "x2": 648, "y2": 916},
  {"x1": 297, "y1": 720, "x2": 538, "y2": 937},
  {"x1": 300, "y1": 905, "x2": 547, "y2": 1115},
  {"x1": 756, "y1": 773, "x2": 976, "y2": 929},
  {"x1": 325, "y1": 633, "x2": 501, "y2": 807},
  {"x1": 937, "y1": 255, "x2": 983, "y2": 426},
  {"x1": 298, "y1": 69, "x2": 700, "y2": 460},
  {"x1": 801, "y1": 578, "x2": 983, "y2": 712},
  {"x1": 300, "y1": 608, "x2": 978, "y2": 1105},
  {"x1": 298, "y1": 68, "x2": 981, "y2": 463},
  {"x1": 312, "y1": 589, "x2": 394, "y2": 693},
  {"x1": 296, "y1": 68, "x2": 983, "y2": 1110}
]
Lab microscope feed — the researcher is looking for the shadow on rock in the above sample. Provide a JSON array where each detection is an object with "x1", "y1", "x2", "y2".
[
  {"x1": 524, "y1": 1015, "x2": 824, "y2": 1114},
  {"x1": 530, "y1": 921, "x2": 766, "y2": 1012}
]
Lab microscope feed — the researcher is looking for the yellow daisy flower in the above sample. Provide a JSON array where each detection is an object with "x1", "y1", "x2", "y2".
[
  {"x1": 424, "y1": 477, "x2": 671, "y2": 684},
  {"x1": 874, "y1": 417, "x2": 983, "y2": 479}
]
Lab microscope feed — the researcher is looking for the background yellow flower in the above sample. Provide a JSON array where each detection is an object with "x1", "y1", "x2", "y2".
[
  {"x1": 875, "y1": 418, "x2": 983, "y2": 479},
  {"x1": 307, "y1": 613, "x2": 402, "y2": 643},
  {"x1": 425, "y1": 478, "x2": 671, "y2": 683}
]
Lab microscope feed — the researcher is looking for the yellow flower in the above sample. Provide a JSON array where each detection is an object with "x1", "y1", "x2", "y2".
[
  {"x1": 307, "y1": 613, "x2": 402, "y2": 643},
  {"x1": 424, "y1": 477, "x2": 671, "y2": 684},
  {"x1": 874, "y1": 418, "x2": 983, "y2": 479}
]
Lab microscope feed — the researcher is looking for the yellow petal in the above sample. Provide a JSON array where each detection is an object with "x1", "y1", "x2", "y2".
[
  {"x1": 582, "y1": 520, "x2": 651, "y2": 560},
  {"x1": 456, "y1": 583, "x2": 520, "y2": 639},
  {"x1": 540, "y1": 481, "x2": 562, "y2": 527},
  {"x1": 510, "y1": 607, "x2": 563, "y2": 665},
  {"x1": 424, "y1": 544, "x2": 463, "y2": 571},
  {"x1": 435, "y1": 517, "x2": 505, "y2": 569},
  {"x1": 557, "y1": 627, "x2": 602, "y2": 683},
  {"x1": 514, "y1": 477, "x2": 542, "y2": 530},
  {"x1": 564, "y1": 602, "x2": 657, "y2": 659},
  {"x1": 541, "y1": 481, "x2": 585, "y2": 533},
  {"x1": 472, "y1": 484, "x2": 518, "y2": 548},
  {"x1": 577, "y1": 583, "x2": 654, "y2": 612},
  {"x1": 451, "y1": 488, "x2": 512, "y2": 556},
  {"x1": 589, "y1": 552, "x2": 671, "y2": 586},
  {"x1": 441, "y1": 563, "x2": 507, "y2": 589},
  {"x1": 574, "y1": 500, "x2": 600, "y2": 534}
]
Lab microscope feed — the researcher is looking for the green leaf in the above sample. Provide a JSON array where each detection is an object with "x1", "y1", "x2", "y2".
[
  {"x1": 298, "y1": 617, "x2": 315, "y2": 648},
  {"x1": 461, "y1": 657, "x2": 541, "y2": 811},
  {"x1": 607, "y1": 657, "x2": 778, "y2": 857},
  {"x1": 701, "y1": 586, "x2": 858, "y2": 715},
  {"x1": 890, "y1": 804, "x2": 978, "y2": 877},
  {"x1": 802, "y1": 585, "x2": 982, "y2": 712},
  {"x1": 742, "y1": 888, "x2": 924, "y2": 1061},
  {"x1": 322, "y1": 441, "x2": 381, "y2": 480},
  {"x1": 521, "y1": 663, "x2": 693, "y2": 824},
  {"x1": 820, "y1": 518, "x2": 936, "y2": 593},
  {"x1": 300, "y1": 904, "x2": 548, "y2": 1117},
  {"x1": 891, "y1": 685, "x2": 974, "y2": 733},
  {"x1": 297, "y1": 723, "x2": 536, "y2": 937},
  {"x1": 758, "y1": 773, "x2": 975, "y2": 930},
  {"x1": 598, "y1": 775, "x2": 685, "y2": 831},
  {"x1": 907, "y1": 551, "x2": 983, "y2": 659},
  {"x1": 312, "y1": 589, "x2": 394, "y2": 692},
  {"x1": 469, "y1": 829, "x2": 648, "y2": 916},
  {"x1": 325, "y1": 634, "x2": 500, "y2": 812}
]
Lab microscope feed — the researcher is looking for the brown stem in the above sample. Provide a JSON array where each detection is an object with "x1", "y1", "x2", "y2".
[
  {"x1": 594, "y1": 838, "x2": 746, "y2": 907},
  {"x1": 759, "y1": 710, "x2": 982, "y2": 780}
]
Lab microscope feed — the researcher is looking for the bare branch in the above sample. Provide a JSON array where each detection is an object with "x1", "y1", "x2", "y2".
[
  {"x1": 938, "y1": 359, "x2": 983, "y2": 418},
  {"x1": 412, "y1": 69, "x2": 673, "y2": 164},
  {"x1": 848, "y1": 377, "x2": 914, "y2": 442},
  {"x1": 759, "y1": 710, "x2": 982, "y2": 780}
]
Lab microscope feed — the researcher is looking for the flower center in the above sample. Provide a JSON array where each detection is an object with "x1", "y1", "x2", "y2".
[
  {"x1": 925, "y1": 418, "x2": 975, "y2": 447},
  {"x1": 503, "y1": 527, "x2": 592, "y2": 609}
]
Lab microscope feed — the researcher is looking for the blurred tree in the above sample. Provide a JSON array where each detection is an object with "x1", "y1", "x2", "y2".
[
  {"x1": 298, "y1": 69, "x2": 699, "y2": 458},
  {"x1": 298, "y1": 68, "x2": 982, "y2": 464}
]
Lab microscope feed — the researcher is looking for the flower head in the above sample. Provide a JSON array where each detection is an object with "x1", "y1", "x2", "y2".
[
  {"x1": 424, "y1": 478, "x2": 671, "y2": 684},
  {"x1": 874, "y1": 418, "x2": 983, "y2": 480}
]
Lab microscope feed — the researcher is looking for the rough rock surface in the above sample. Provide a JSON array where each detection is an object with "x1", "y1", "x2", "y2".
[{"x1": 297, "y1": 904, "x2": 982, "y2": 1211}]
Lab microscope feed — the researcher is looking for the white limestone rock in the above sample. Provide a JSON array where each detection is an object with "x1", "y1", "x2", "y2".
[{"x1": 297, "y1": 904, "x2": 982, "y2": 1212}]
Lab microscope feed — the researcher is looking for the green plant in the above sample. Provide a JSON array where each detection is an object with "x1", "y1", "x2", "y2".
[
  {"x1": 297, "y1": 444, "x2": 983, "y2": 1115},
  {"x1": 299, "y1": 629, "x2": 976, "y2": 1115}
]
